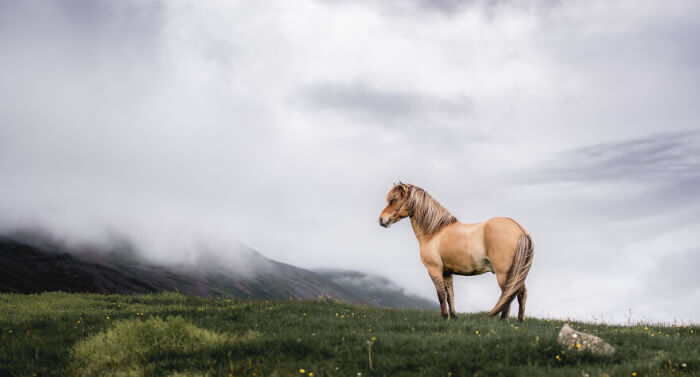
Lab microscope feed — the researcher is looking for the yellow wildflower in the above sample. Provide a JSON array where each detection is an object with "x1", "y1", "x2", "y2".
[
  {"x1": 575, "y1": 343, "x2": 581, "y2": 349},
  {"x1": 632, "y1": 373, "x2": 637, "y2": 376},
  {"x1": 299, "y1": 369, "x2": 305, "y2": 374},
  {"x1": 371, "y1": 337, "x2": 377, "y2": 341},
  {"x1": 309, "y1": 373, "x2": 313, "y2": 377}
]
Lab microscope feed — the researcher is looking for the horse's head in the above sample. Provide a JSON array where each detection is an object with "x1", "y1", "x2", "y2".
[{"x1": 379, "y1": 182, "x2": 413, "y2": 228}]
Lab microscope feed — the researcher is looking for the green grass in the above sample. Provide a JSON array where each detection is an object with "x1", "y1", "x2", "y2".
[{"x1": 0, "y1": 292, "x2": 697, "y2": 377}]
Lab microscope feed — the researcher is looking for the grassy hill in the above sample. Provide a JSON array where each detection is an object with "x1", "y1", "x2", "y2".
[{"x1": 0, "y1": 292, "x2": 697, "y2": 377}]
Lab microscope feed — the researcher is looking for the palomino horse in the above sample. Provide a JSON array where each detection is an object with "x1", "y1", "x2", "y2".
[{"x1": 378, "y1": 182, "x2": 534, "y2": 321}]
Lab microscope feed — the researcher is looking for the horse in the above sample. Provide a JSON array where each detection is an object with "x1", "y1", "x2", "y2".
[{"x1": 378, "y1": 182, "x2": 534, "y2": 321}]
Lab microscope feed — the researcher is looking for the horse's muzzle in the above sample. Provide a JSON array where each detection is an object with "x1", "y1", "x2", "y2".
[{"x1": 379, "y1": 218, "x2": 389, "y2": 228}]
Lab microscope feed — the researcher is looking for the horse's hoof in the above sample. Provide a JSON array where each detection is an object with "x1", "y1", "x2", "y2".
[
  {"x1": 441, "y1": 314, "x2": 449, "y2": 320},
  {"x1": 450, "y1": 314, "x2": 458, "y2": 320}
]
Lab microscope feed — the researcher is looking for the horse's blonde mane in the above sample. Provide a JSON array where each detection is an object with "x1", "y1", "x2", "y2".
[{"x1": 389, "y1": 184, "x2": 457, "y2": 240}]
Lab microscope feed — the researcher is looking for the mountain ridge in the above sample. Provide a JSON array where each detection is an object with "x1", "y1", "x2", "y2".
[{"x1": 0, "y1": 232, "x2": 436, "y2": 309}]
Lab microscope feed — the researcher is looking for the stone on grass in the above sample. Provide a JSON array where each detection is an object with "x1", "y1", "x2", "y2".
[{"x1": 557, "y1": 324, "x2": 615, "y2": 356}]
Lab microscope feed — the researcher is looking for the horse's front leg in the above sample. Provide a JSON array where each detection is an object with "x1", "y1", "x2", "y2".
[
  {"x1": 428, "y1": 268, "x2": 449, "y2": 319},
  {"x1": 444, "y1": 274, "x2": 457, "y2": 319}
]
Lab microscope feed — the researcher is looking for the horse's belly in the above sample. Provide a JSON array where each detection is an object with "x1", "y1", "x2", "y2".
[
  {"x1": 432, "y1": 222, "x2": 492, "y2": 276},
  {"x1": 447, "y1": 259, "x2": 492, "y2": 276},
  {"x1": 442, "y1": 245, "x2": 492, "y2": 276}
]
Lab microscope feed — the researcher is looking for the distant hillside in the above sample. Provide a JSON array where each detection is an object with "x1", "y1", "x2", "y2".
[
  {"x1": 314, "y1": 269, "x2": 437, "y2": 309},
  {"x1": 0, "y1": 233, "x2": 435, "y2": 309}
]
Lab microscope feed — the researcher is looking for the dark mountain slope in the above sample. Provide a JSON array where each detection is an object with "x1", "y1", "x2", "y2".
[
  {"x1": 0, "y1": 237, "x2": 159, "y2": 294},
  {"x1": 0, "y1": 234, "x2": 435, "y2": 309}
]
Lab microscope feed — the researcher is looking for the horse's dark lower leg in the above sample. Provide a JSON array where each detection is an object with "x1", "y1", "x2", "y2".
[
  {"x1": 443, "y1": 274, "x2": 458, "y2": 319},
  {"x1": 517, "y1": 285, "x2": 527, "y2": 322},
  {"x1": 500, "y1": 305, "x2": 510, "y2": 320},
  {"x1": 431, "y1": 275, "x2": 448, "y2": 319}
]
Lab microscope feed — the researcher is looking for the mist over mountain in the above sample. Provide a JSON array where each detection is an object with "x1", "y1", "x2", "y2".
[{"x1": 0, "y1": 230, "x2": 435, "y2": 310}]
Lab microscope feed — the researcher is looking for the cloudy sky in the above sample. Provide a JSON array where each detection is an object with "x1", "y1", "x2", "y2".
[{"x1": 1, "y1": 0, "x2": 698, "y2": 323}]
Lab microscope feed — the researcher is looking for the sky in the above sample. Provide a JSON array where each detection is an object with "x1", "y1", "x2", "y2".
[{"x1": 1, "y1": 0, "x2": 699, "y2": 323}]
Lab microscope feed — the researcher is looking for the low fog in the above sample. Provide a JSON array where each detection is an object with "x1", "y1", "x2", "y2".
[{"x1": 1, "y1": 1, "x2": 699, "y2": 323}]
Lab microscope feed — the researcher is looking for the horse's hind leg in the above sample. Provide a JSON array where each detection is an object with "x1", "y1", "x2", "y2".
[
  {"x1": 444, "y1": 274, "x2": 458, "y2": 319},
  {"x1": 499, "y1": 302, "x2": 511, "y2": 320},
  {"x1": 497, "y1": 272, "x2": 511, "y2": 320},
  {"x1": 517, "y1": 285, "x2": 527, "y2": 322}
]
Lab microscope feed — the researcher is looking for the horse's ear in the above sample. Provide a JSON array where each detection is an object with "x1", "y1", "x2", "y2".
[{"x1": 397, "y1": 182, "x2": 409, "y2": 197}]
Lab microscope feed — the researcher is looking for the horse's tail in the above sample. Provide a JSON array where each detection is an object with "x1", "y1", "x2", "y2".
[{"x1": 488, "y1": 233, "x2": 534, "y2": 317}]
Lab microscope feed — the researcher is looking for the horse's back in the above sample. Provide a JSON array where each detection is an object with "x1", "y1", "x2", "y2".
[{"x1": 483, "y1": 217, "x2": 527, "y2": 275}]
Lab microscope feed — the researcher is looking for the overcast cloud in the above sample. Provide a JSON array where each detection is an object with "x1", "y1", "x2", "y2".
[{"x1": 1, "y1": 0, "x2": 698, "y2": 323}]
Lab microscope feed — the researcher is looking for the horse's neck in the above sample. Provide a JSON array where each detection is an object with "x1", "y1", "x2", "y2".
[
  {"x1": 409, "y1": 216, "x2": 426, "y2": 243},
  {"x1": 408, "y1": 194, "x2": 456, "y2": 243}
]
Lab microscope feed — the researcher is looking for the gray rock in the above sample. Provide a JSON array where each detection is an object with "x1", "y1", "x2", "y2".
[{"x1": 557, "y1": 324, "x2": 615, "y2": 356}]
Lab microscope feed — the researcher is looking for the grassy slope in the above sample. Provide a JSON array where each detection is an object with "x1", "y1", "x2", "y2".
[{"x1": 0, "y1": 293, "x2": 697, "y2": 377}]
